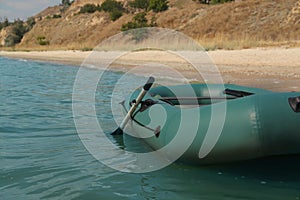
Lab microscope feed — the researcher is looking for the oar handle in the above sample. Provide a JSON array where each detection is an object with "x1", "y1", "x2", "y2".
[
  {"x1": 112, "y1": 76, "x2": 155, "y2": 135},
  {"x1": 143, "y1": 77, "x2": 155, "y2": 91}
]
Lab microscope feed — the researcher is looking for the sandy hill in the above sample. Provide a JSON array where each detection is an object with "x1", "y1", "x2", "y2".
[{"x1": 16, "y1": 0, "x2": 300, "y2": 50}]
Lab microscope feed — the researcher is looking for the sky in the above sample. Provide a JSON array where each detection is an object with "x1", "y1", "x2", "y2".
[{"x1": 0, "y1": 0, "x2": 61, "y2": 21}]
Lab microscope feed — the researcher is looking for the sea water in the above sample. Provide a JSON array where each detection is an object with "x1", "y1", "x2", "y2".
[{"x1": 1, "y1": 57, "x2": 300, "y2": 200}]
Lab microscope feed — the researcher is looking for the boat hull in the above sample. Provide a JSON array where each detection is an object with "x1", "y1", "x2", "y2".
[{"x1": 122, "y1": 84, "x2": 300, "y2": 164}]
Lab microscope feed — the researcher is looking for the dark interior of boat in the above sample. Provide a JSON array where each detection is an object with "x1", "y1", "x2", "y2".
[{"x1": 156, "y1": 88, "x2": 254, "y2": 107}]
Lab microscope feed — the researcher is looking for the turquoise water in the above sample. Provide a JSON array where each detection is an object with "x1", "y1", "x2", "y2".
[{"x1": 1, "y1": 57, "x2": 300, "y2": 200}]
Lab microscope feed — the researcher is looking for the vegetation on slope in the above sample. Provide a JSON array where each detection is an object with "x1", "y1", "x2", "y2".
[
  {"x1": 0, "y1": 0, "x2": 299, "y2": 50},
  {"x1": 79, "y1": 0, "x2": 124, "y2": 21}
]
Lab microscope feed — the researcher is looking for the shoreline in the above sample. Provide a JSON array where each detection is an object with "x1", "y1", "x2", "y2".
[
  {"x1": 0, "y1": 50, "x2": 89, "y2": 66},
  {"x1": 1, "y1": 48, "x2": 300, "y2": 92}
]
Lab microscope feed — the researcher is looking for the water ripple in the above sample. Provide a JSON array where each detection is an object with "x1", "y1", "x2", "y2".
[{"x1": 1, "y1": 57, "x2": 300, "y2": 200}]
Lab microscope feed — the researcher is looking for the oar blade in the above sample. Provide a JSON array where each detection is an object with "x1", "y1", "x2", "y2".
[{"x1": 111, "y1": 127, "x2": 123, "y2": 135}]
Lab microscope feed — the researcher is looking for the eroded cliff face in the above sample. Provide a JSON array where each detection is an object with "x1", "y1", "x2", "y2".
[
  {"x1": 0, "y1": 28, "x2": 8, "y2": 46},
  {"x1": 0, "y1": 26, "x2": 17, "y2": 47},
  {"x1": 18, "y1": 0, "x2": 132, "y2": 49}
]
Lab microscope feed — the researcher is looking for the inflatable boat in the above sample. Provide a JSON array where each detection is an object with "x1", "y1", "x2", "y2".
[{"x1": 115, "y1": 78, "x2": 300, "y2": 164}]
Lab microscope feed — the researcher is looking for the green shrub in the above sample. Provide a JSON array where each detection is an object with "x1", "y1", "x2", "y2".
[
  {"x1": 148, "y1": 0, "x2": 168, "y2": 12},
  {"x1": 211, "y1": 0, "x2": 234, "y2": 3},
  {"x1": 128, "y1": 28, "x2": 149, "y2": 41},
  {"x1": 133, "y1": 12, "x2": 148, "y2": 27},
  {"x1": 129, "y1": 0, "x2": 149, "y2": 10},
  {"x1": 0, "y1": 17, "x2": 10, "y2": 30},
  {"x1": 79, "y1": 4, "x2": 101, "y2": 14},
  {"x1": 11, "y1": 20, "x2": 27, "y2": 43},
  {"x1": 121, "y1": 22, "x2": 138, "y2": 31},
  {"x1": 26, "y1": 17, "x2": 35, "y2": 30},
  {"x1": 52, "y1": 14, "x2": 62, "y2": 18},
  {"x1": 129, "y1": 0, "x2": 168, "y2": 12},
  {"x1": 101, "y1": 0, "x2": 123, "y2": 12},
  {"x1": 79, "y1": 1, "x2": 124, "y2": 21},
  {"x1": 81, "y1": 47, "x2": 93, "y2": 51},
  {"x1": 110, "y1": 10, "x2": 123, "y2": 21},
  {"x1": 36, "y1": 36, "x2": 50, "y2": 45},
  {"x1": 61, "y1": 0, "x2": 72, "y2": 7},
  {"x1": 60, "y1": 0, "x2": 73, "y2": 12},
  {"x1": 121, "y1": 12, "x2": 149, "y2": 31},
  {"x1": 100, "y1": 0, "x2": 124, "y2": 21},
  {"x1": 38, "y1": 40, "x2": 50, "y2": 45},
  {"x1": 36, "y1": 36, "x2": 46, "y2": 41}
]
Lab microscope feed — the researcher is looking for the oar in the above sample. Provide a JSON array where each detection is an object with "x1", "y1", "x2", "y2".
[{"x1": 111, "y1": 76, "x2": 155, "y2": 135}]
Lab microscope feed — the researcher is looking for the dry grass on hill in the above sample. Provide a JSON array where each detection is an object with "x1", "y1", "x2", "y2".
[
  {"x1": 167, "y1": 0, "x2": 300, "y2": 50},
  {"x1": 6, "y1": 0, "x2": 300, "y2": 50}
]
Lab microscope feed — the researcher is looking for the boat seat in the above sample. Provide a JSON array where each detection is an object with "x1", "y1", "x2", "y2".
[{"x1": 224, "y1": 88, "x2": 253, "y2": 97}]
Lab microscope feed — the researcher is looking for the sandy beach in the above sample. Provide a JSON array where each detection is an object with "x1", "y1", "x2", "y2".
[{"x1": 1, "y1": 48, "x2": 300, "y2": 92}]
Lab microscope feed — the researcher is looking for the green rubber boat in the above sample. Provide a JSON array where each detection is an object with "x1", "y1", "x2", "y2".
[{"x1": 121, "y1": 83, "x2": 300, "y2": 164}]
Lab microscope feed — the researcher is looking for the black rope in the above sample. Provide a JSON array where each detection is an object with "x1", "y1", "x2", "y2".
[{"x1": 123, "y1": 100, "x2": 159, "y2": 133}]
